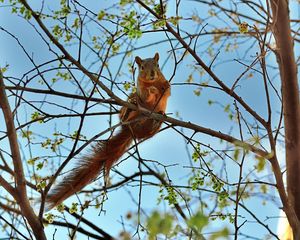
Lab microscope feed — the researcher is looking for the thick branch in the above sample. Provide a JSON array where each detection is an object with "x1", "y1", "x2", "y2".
[
  {"x1": 0, "y1": 71, "x2": 46, "y2": 240},
  {"x1": 0, "y1": 175, "x2": 17, "y2": 199},
  {"x1": 5, "y1": 85, "x2": 116, "y2": 104},
  {"x1": 270, "y1": 0, "x2": 300, "y2": 237},
  {"x1": 159, "y1": 113, "x2": 269, "y2": 158}
]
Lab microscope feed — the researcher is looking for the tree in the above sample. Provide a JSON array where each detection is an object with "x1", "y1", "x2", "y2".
[{"x1": 0, "y1": 0, "x2": 299, "y2": 239}]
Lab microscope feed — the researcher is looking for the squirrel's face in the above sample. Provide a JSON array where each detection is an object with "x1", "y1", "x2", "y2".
[{"x1": 135, "y1": 53, "x2": 160, "y2": 81}]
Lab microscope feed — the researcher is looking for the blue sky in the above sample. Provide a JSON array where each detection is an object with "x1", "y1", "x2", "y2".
[{"x1": 0, "y1": 0, "x2": 299, "y2": 239}]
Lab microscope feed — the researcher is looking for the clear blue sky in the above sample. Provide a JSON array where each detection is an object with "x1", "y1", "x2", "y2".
[{"x1": 1, "y1": 0, "x2": 299, "y2": 239}]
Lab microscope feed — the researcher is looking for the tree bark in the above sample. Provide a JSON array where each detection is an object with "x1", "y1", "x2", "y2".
[
  {"x1": 270, "y1": 0, "x2": 300, "y2": 238},
  {"x1": 0, "y1": 71, "x2": 46, "y2": 240}
]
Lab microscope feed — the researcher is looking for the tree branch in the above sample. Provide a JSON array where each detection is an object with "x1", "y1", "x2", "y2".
[
  {"x1": 270, "y1": 0, "x2": 300, "y2": 237},
  {"x1": 0, "y1": 71, "x2": 46, "y2": 239},
  {"x1": 0, "y1": 175, "x2": 17, "y2": 199}
]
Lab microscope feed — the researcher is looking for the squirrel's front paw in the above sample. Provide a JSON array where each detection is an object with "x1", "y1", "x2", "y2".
[{"x1": 148, "y1": 86, "x2": 159, "y2": 94}]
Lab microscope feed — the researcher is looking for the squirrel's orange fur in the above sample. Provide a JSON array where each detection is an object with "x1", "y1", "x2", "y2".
[{"x1": 45, "y1": 53, "x2": 171, "y2": 210}]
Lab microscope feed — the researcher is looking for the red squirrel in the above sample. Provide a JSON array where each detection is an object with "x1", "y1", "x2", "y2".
[{"x1": 45, "y1": 53, "x2": 171, "y2": 210}]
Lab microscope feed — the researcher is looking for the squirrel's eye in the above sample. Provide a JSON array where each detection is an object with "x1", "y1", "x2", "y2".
[{"x1": 141, "y1": 66, "x2": 144, "y2": 70}]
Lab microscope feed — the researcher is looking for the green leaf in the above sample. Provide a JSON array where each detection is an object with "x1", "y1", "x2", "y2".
[
  {"x1": 255, "y1": 155, "x2": 266, "y2": 172},
  {"x1": 260, "y1": 184, "x2": 267, "y2": 194},
  {"x1": 211, "y1": 175, "x2": 224, "y2": 192},
  {"x1": 233, "y1": 148, "x2": 240, "y2": 161},
  {"x1": 208, "y1": 100, "x2": 214, "y2": 105},
  {"x1": 36, "y1": 161, "x2": 44, "y2": 170},
  {"x1": 112, "y1": 43, "x2": 120, "y2": 54},
  {"x1": 71, "y1": 18, "x2": 79, "y2": 29},
  {"x1": 209, "y1": 227, "x2": 229, "y2": 240},
  {"x1": 41, "y1": 138, "x2": 51, "y2": 148},
  {"x1": 56, "y1": 71, "x2": 71, "y2": 81},
  {"x1": 123, "y1": 82, "x2": 131, "y2": 91},
  {"x1": 69, "y1": 203, "x2": 78, "y2": 214},
  {"x1": 120, "y1": 10, "x2": 142, "y2": 39},
  {"x1": 120, "y1": 0, "x2": 133, "y2": 6},
  {"x1": 44, "y1": 213, "x2": 54, "y2": 223},
  {"x1": 218, "y1": 190, "x2": 229, "y2": 202},
  {"x1": 239, "y1": 22, "x2": 249, "y2": 34},
  {"x1": 21, "y1": 130, "x2": 33, "y2": 139},
  {"x1": 52, "y1": 25, "x2": 63, "y2": 38},
  {"x1": 97, "y1": 10, "x2": 105, "y2": 21},
  {"x1": 0, "y1": 64, "x2": 9, "y2": 73},
  {"x1": 24, "y1": 9, "x2": 32, "y2": 20},
  {"x1": 31, "y1": 111, "x2": 44, "y2": 123},
  {"x1": 64, "y1": 32, "x2": 72, "y2": 42},
  {"x1": 193, "y1": 89, "x2": 201, "y2": 96},
  {"x1": 56, "y1": 203, "x2": 65, "y2": 213},
  {"x1": 186, "y1": 74, "x2": 193, "y2": 83},
  {"x1": 192, "y1": 143, "x2": 201, "y2": 162},
  {"x1": 70, "y1": 130, "x2": 86, "y2": 140},
  {"x1": 147, "y1": 211, "x2": 173, "y2": 239},
  {"x1": 224, "y1": 104, "x2": 230, "y2": 113},
  {"x1": 153, "y1": 19, "x2": 166, "y2": 29},
  {"x1": 153, "y1": 3, "x2": 166, "y2": 16},
  {"x1": 192, "y1": 144, "x2": 208, "y2": 162},
  {"x1": 20, "y1": 6, "x2": 25, "y2": 14},
  {"x1": 191, "y1": 174, "x2": 204, "y2": 190},
  {"x1": 164, "y1": 186, "x2": 178, "y2": 205},
  {"x1": 36, "y1": 179, "x2": 46, "y2": 191},
  {"x1": 187, "y1": 211, "x2": 209, "y2": 232},
  {"x1": 27, "y1": 157, "x2": 39, "y2": 165},
  {"x1": 168, "y1": 16, "x2": 182, "y2": 26}
]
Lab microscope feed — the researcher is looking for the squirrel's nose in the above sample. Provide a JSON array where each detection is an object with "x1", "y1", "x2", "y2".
[{"x1": 151, "y1": 70, "x2": 155, "y2": 78}]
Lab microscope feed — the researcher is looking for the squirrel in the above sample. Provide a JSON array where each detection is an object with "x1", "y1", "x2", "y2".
[{"x1": 45, "y1": 53, "x2": 171, "y2": 210}]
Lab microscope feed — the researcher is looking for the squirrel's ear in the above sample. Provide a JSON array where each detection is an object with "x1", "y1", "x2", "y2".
[
  {"x1": 135, "y1": 56, "x2": 142, "y2": 66},
  {"x1": 154, "y1": 52, "x2": 159, "y2": 62}
]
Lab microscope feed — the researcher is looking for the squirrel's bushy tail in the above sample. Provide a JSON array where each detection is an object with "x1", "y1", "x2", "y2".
[{"x1": 45, "y1": 126, "x2": 133, "y2": 210}]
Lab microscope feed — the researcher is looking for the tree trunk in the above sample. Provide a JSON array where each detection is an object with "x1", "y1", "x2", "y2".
[{"x1": 270, "y1": 0, "x2": 300, "y2": 238}]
